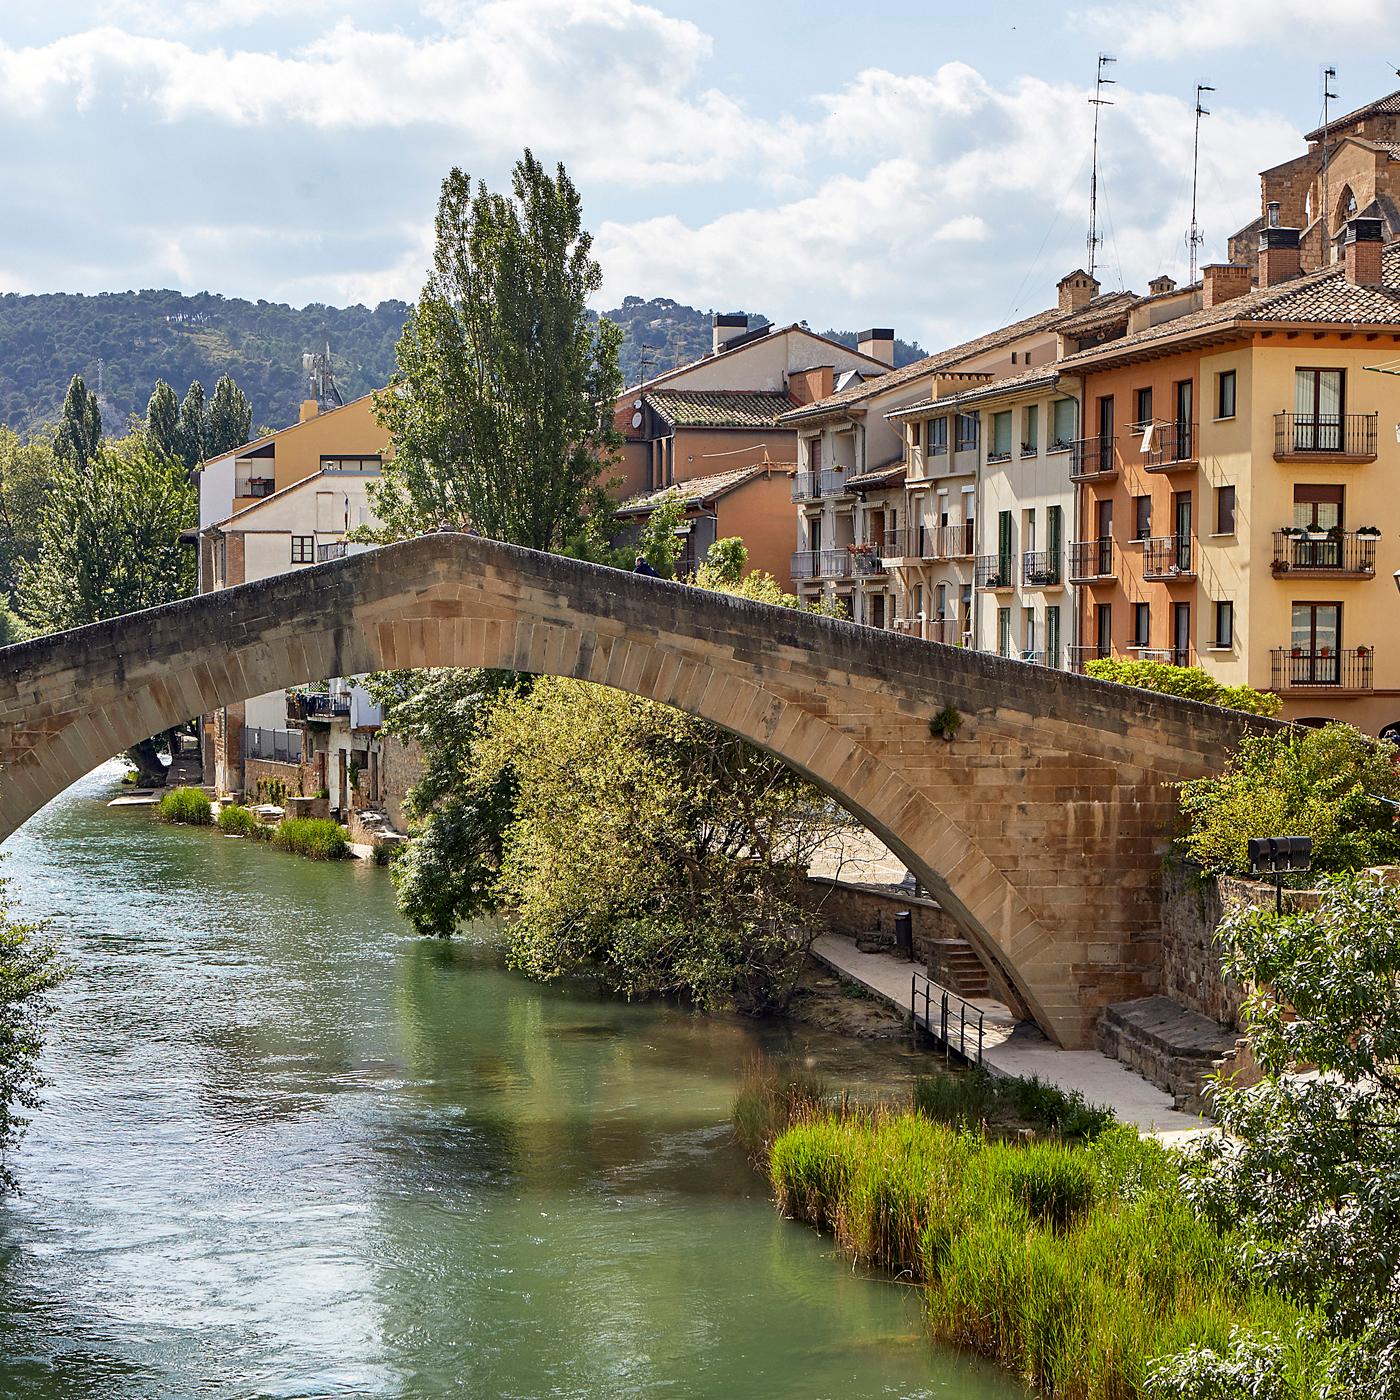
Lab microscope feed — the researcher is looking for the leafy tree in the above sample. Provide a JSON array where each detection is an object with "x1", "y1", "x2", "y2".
[
  {"x1": 634, "y1": 498, "x2": 687, "y2": 577},
  {"x1": 206, "y1": 374, "x2": 253, "y2": 457},
  {"x1": 54, "y1": 374, "x2": 101, "y2": 469},
  {"x1": 176, "y1": 380, "x2": 207, "y2": 469},
  {"x1": 1084, "y1": 657, "x2": 1282, "y2": 716},
  {"x1": 16, "y1": 436, "x2": 197, "y2": 783},
  {"x1": 145, "y1": 379, "x2": 181, "y2": 462},
  {"x1": 1175, "y1": 724, "x2": 1400, "y2": 879},
  {"x1": 370, "y1": 152, "x2": 623, "y2": 550},
  {"x1": 696, "y1": 536, "x2": 748, "y2": 588},
  {"x1": 0, "y1": 873, "x2": 65, "y2": 1193},
  {"x1": 0, "y1": 426, "x2": 57, "y2": 597}
]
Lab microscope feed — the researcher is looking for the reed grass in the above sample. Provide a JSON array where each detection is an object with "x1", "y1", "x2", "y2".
[
  {"x1": 155, "y1": 786, "x2": 212, "y2": 825},
  {"x1": 730, "y1": 1057, "x2": 829, "y2": 1161},
  {"x1": 216, "y1": 803, "x2": 259, "y2": 837},
  {"x1": 912, "y1": 1068, "x2": 1113, "y2": 1142},
  {"x1": 272, "y1": 816, "x2": 349, "y2": 860}
]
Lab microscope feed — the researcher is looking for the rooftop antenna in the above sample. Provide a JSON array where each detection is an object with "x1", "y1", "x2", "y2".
[
  {"x1": 302, "y1": 341, "x2": 343, "y2": 410},
  {"x1": 1087, "y1": 53, "x2": 1117, "y2": 278},
  {"x1": 1321, "y1": 66, "x2": 1338, "y2": 259},
  {"x1": 1187, "y1": 84, "x2": 1214, "y2": 284}
]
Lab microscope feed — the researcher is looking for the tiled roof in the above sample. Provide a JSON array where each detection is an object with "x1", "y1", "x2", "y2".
[
  {"x1": 779, "y1": 291, "x2": 1135, "y2": 423},
  {"x1": 1305, "y1": 89, "x2": 1400, "y2": 143},
  {"x1": 1057, "y1": 243, "x2": 1400, "y2": 370},
  {"x1": 617, "y1": 462, "x2": 772, "y2": 514},
  {"x1": 885, "y1": 366, "x2": 1061, "y2": 421},
  {"x1": 844, "y1": 460, "x2": 906, "y2": 490},
  {"x1": 644, "y1": 388, "x2": 795, "y2": 428}
]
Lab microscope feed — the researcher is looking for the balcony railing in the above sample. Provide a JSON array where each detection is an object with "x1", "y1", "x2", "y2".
[
  {"x1": 850, "y1": 544, "x2": 885, "y2": 576},
  {"x1": 1142, "y1": 421, "x2": 1197, "y2": 471},
  {"x1": 1271, "y1": 529, "x2": 1378, "y2": 577},
  {"x1": 1273, "y1": 412, "x2": 1378, "y2": 460},
  {"x1": 1021, "y1": 549, "x2": 1062, "y2": 588},
  {"x1": 1069, "y1": 644, "x2": 1109, "y2": 673},
  {"x1": 241, "y1": 725, "x2": 302, "y2": 763},
  {"x1": 883, "y1": 526, "x2": 941, "y2": 561},
  {"x1": 791, "y1": 550, "x2": 820, "y2": 580},
  {"x1": 316, "y1": 540, "x2": 348, "y2": 562},
  {"x1": 1132, "y1": 647, "x2": 1191, "y2": 666},
  {"x1": 975, "y1": 555, "x2": 1015, "y2": 590},
  {"x1": 294, "y1": 691, "x2": 352, "y2": 722},
  {"x1": 1142, "y1": 534, "x2": 1196, "y2": 579},
  {"x1": 986, "y1": 447, "x2": 1013, "y2": 464},
  {"x1": 1069, "y1": 435, "x2": 1116, "y2": 482},
  {"x1": 1069, "y1": 538, "x2": 1116, "y2": 582},
  {"x1": 236, "y1": 477, "x2": 275, "y2": 499},
  {"x1": 936, "y1": 521, "x2": 976, "y2": 559},
  {"x1": 791, "y1": 468, "x2": 856, "y2": 501},
  {"x1": 1271, "y1": 646, "x2": 1374, "y2": 691},
  {"x1": 791, "y1": 548, "x2": 855, "y2": 579}
]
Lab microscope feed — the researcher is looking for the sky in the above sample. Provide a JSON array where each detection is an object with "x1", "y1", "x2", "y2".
[{"x1": 2, "y1": 0, "x2": 1399, "y2": 349}]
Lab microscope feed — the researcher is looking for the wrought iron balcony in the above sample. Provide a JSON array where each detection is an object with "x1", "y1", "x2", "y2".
[
  {"x1": 975, "y1": 555, "x2": 1015, "y2": 591},
  {"x1": 1068, "y1": 435, "x2": 1116, "y2": 482},
  {"x1": 883, "y1": 526, "x2": 941, "y2": 561},
  {"x1": 1271, "y1": 529, "x2": 1378, "y2": 577},
  {"x1": 1141, "y1": 534, "x2": 1196, "y2": 580},
  {"x1": 936, "y1": 521, "x2": 976, "y2": 559},
  {"x1": 792, "y1": 468, "x2": 857, "y2": 501},
  {"x1": 294, "y1": 691, "x2": 352, "y2": 722},
  {"x1": 1271, "y1": 646, "x2": 1374, "y2": 692},
  {"x1": 850, "y1": 543, "x2": 885, "y2": 576},
  {"x1": 1142, "y1": 421, "x2": 1197, "y2": 472},
  {"x1": 1273, "y1": 412, "x2": 1378, "y2": 460},
  {"x1": 1068, "y1": 539, "x2": 1115, "y2": 582},
  {"x1": 1021, "y1": 549, "x2": 1062, "y2": 588},
  {"x1": 316, "y1": 540, "x2": 348, "y2": 562},
  {"x1": 1068, "y1": 644, "x2": 1109, "y2": 673}
]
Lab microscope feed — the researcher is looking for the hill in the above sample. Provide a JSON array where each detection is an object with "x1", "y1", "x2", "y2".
[{"x1": 0, "y1": 291, "x2": 928, "y2": 437}]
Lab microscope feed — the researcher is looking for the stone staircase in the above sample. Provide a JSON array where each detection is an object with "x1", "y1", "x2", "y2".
[{"x1": 929, "y1": 938, "x2": 991, "y2": 998}]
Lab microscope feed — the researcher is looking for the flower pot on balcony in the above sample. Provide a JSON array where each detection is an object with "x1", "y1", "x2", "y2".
[
  {"x1": 1357, "y1": 526, "x2": 1382, "y2": 538},
  {"x1": 1319, "y1": 647, "x2": 1333, "y2": 658},
  {"x1": 1357, "y1": 646, "x2": 1370, "y2": 658},
  {"x1": 1291, "y1": 646, "x2": 1303, "y2": 658},
  {"x1": 1272, "y1": 560, "x2": 1290, "y2": 573}
]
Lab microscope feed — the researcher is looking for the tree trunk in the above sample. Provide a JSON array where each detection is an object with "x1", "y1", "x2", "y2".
[{"x1": 126, "y1": 737, "x2": 168, "y2": 787}]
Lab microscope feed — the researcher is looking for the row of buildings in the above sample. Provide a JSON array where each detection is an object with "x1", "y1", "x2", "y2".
[{"x1": 193, "y1": 88, "x2": 1400, "y2": 814}]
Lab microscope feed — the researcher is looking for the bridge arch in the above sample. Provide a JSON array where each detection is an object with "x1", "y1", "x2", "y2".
[{"x1": 0, "y1": 534, "x2": 1273, "y2": 1047}]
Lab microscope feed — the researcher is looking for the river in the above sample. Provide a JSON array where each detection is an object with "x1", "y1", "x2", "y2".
[{"x1": 0, "y1": 767, "x2": 1023, "y2": 1399}]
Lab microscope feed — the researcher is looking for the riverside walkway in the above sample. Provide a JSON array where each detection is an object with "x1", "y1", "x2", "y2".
[{"x1": 810, "y1": 932, "x2": 1205, "y2": 1141}]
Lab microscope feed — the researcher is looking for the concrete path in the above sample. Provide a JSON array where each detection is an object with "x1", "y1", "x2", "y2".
[{"x1": 810, "y1": 932, "x2": 1207, "y2": 1140}]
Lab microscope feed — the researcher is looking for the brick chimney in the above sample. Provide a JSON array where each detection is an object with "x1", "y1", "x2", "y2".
[
  {"x1": 1148, "y1": 274, "x2": 1177, "y2": 295},
  {"x1": 1259, "y1": 224, "x2": 1302, "y2": 288},
  {"x1": 857, "y1": 327, "x2": 895, "y2": 366},
  {"x1": 299, "y1": 399, "x2": 319, "y2": 422},
  {"x1": 1201, "y1": 264, "x2": 1252, "y2": 308},
  {"x1": 1344, "y1": 216, "x2": 1385, "y2": 285},
  {"x1": 1057, "y1": 270, "x2": 1100, "y2": 312},
  {"x1": 712, "y1": 312, "x2": 747, "y2": 354}
]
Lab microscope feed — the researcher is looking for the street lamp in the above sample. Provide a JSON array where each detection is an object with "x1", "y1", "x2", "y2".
[{"x1": 1247, "y1": 835, "x2": 1313, "y2": 913}]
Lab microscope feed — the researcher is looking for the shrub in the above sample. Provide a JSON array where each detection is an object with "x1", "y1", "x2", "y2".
[
  {"x1": 1176, "y1": 723, "x2": 1400, "y2": 878},
  {"x1": 1085, "y1": 657, "x2": 1282, "y2": 717},
  {"x1": 272, "y1": 817, "x2": 349, "y2": 860},
  {"x1": 913, "y1": 1069, "x2": 1114, "y2": 1143},
  {"x1": 217, "y1": 803, "x2": 259, "y2": 837},
  {"x1": 156, "y1": 786, "x2": 211, "y2": 825}
]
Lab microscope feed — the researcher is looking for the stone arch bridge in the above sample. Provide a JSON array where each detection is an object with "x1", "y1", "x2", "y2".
[{"x1": 0, "y1": 534, "x2": 1271, "y2": 1048}]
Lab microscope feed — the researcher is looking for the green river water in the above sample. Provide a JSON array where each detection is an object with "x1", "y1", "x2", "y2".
[{"x1": 0, "y1": 767, "x2": 1024, "y2": 1399}]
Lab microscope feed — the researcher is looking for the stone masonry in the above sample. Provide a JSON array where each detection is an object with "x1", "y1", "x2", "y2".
[{"x1": 0, "y1": 533, "x2": 1277, "y2": 1048}]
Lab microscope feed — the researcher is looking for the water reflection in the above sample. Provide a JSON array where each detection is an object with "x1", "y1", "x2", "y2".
[{"x1": 0, "y1": 766, "x2": 1022, "y2": 1399}]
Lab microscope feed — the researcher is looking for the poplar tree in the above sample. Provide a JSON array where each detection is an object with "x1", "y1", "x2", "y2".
[
  {"x1": 206, "y1": 374, "x2": 253, "y2": 458},
  {"x1": 371, "y1": 150, "x2": 623, "y2": 551},
  {"x1": 145, "y1": 380, "x2": 181, "y2": 461},
  {"x1": 176, "y1": 380, "x2": 207, "y2": 469},
  {"x1": 54, "y1": 374, "x2": 102, "y2": 469}
]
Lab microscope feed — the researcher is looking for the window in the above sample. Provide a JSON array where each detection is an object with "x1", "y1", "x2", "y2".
[
  {"x1": 910, "y1": 421, "x2": 922, "y2": 450},
  {"x1": 955, "y1": 413, "x2": 979, "y2": 451},
  {"x1": 1023, "y1": 607, "x2": 1037, "y2": 660},
  {"x1": 1215, "y1": 485, "x2": 1236, "y2": 535},
  {"x1": 1172, "y1": 602, "x2": 1191, "y2": 666},
  {"x1": 1050, "y1": 398, "x2": 1077, "y2": 448},
  {"x1": 1131, "y1": 602, "x2": 1150, "y2": 647},
  {"x1": 927, "y1": 416, "x2": 948, "y2": 454},
  {"x1": 1214, "y1": 601, "x2": 1234, "y2": 648},
  {"x1": 1022, "y1": 404, "x2": 1039, "y2": 453},
  {"x1": 1294, "y1": 483, "x2": 1343, "y2": 529},
  {"x1": 1134, "y1": 386, "x2": 1153, "y2": 428},
  {"x1": 809, "y1": 436, "x2": 822, "y2": 471},
  {"x1": 1095, "y1": 603, "x2": 1113, "y2": 657},
  {"x1": 1023, "y1": 508, "x2": 1037, "y2": 553},
  {"x1": 1046, "y1": 505, "x2": 1063, "y2": 564},
  {"x1": 1293, "y1": 369, "x2": 1344, "y2": 451},
  {"x1": 997, "y1": 607, "x2": 1012, "y2": 657},
  {"x1": 1132, "y1": 494, "x2": 1151, "y2": 540},
  {"x1": 1046, "y1": 606, "x2": 1061, "y2": 668},
  {"x1": 291, "y1": 535, "x2": 314, "y2": 563},
  {"x1": 320, "y1": 455, "x2": 382, "y2": 473},
  {"x1": 1216, "y1": 370, "x2": 1237, "y2": 420},
  {"x1": 1175, "y1": 380, "x2": 1194, "y2": 459},
  {"x1": 998, "y1": 510, "x2": 1013, "y2": 573},
  {"x1": 990, "y1": 411, "x2": 1012, "y2": 460},
  {"x1": 1290, "y1": 602, "x2": 1342, "y2": 684}
]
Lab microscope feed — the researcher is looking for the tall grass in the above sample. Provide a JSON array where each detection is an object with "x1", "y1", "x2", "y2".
[
  {"x1": 272, "y1": 817, "x2": 349, "y2": 860},
  {"x1": 913, "y1": 1068, "x2": 1113, "y2": 1143},
  {"x1": 730, "y1": 1058, "x2": 829, "y2": 1161},
  {"x1": 155, "y1": 786, "x2": 211, "y2": 825},
  {"x1": 216, "y1": 803, "x2": 260, "y2": 837},
  {"x1": 766, "y1": 1110, "x2": 1334, "y2": 1398}
]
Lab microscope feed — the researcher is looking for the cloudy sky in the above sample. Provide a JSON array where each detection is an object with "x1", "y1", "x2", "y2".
[{"x1": 2, "y1": 0, "x2": 1397, "y2": 347}]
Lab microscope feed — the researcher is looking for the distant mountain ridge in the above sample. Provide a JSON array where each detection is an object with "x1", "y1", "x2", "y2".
[{"x1": 0, "y1": 290, "x2": 928, "y2": 437}]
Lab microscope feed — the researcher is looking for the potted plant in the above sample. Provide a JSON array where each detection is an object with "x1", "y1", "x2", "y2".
[
  {"x1": 1357, "y1": 645, "x2": 1370, "y2": 658},
  {"x1": 1356, "y1": 525, "x2": 1382, "y2": 537},
  {"x1": 1291, "y1": 645, "x2": 1303, "y2": 658},
  {"x1": 1326, "y1": 523, "x2": 1344, "y2": 540}
]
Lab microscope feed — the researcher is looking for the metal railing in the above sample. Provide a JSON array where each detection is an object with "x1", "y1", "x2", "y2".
[
  {"x1": 241, "y1": 726, "x2": 302, "y2": 763},
  {"x1": 1271, "y1": 646, "x2": 1374, "y2": 691},
  {"x1": 936, "y1": 521, "x2": 976, "y2": 559},
  {"x1": 791, "y1": 550, "x2": 820, "y2": 580},
  {"x1": 1021, "y1": 549, "x2": 1061, "y2": 587},
  {"x1": 1142, "y1": 534, "x2": 1196, "y2": 579},
  {"x1": 316, "y1": 540, "x2": 348, "y2": 562},
  {"x1": 883, "y1": 526, "x2": 941, "y2": 561},
  {"x1": 850, "y1": 545, "x2": 885, "y2": 576},
  {"x1": 1271, "y1": 530, "x2": 1378, "y2": 575},
  {"x1": 295, "y1": 691, "x2": 351, "y2": 720},
  {"x1": 791, "y1": 468, "x2": 855, "y2": 501},
  {"x1": 1142, "y1": 420, "x2": 1197, "y2": 470},
  {"x1": 975, "y1": 554, "x2": 1015, "y2": 590},
  {"x1": 791, "y1": 548, "x2": 854, "y2": 579},
  {"x1": 1274, "y1": 412, "x2": 1378, "y2": 458},
  {"x1": 236, "y1": 478, "x2": 275, "y2": 498},
  {"x1": 1069, "y1": 538, "x2": 1115, "y2": 582},
  {"x1": 911, "y1": 970, "x2": 985, "y2": 1065},
  {"x1": 1069, "y1": 644, "x2": 1109, "y2": 673},
  {"x1": 1069, "y1": 434, "x2": 1116, "y2": 481}
]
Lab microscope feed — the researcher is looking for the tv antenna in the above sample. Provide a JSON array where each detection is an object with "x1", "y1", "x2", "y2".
[
  {"x1": 1087, "y1": 54, "x2": 1117, "y2": 278},
  {"x1": 302, "y1": 341, "x2": 343, "y2": 410},
  {"x1": 1187, "y1": 84, "x2": 1214, "y2": 284},
  {"x1": 1321, "y1": 66, "x2": 1338, "y2": 258}
]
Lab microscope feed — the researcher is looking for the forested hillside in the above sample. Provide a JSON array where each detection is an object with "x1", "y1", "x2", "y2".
[{"x1": 0, "y1": 290, "x2": 928, "y2": 436}]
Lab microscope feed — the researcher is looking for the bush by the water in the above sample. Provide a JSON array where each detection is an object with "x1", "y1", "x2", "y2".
[
  {"x1": 272, "y1": 817, "x2": 349, "y2": 860},
  {"x1": 767, "y1": 1111, "x2": 1335, "y2": 1398},
  {"x1": 913, "y1": 1068, "x2": 1114, "y2": 1143},
  {"x1": 155, "y1": 786, "x2": 211, "y2": 825},
  {"x1": 1084, "y1": 657, "x2": 1282, "y2": 716},
  {"x1": 731, "y1": 1059, "x2": 831, "y2": 1160},
  {"x1": 216, "y1": 804, "x2": 260, "y2": 837}
]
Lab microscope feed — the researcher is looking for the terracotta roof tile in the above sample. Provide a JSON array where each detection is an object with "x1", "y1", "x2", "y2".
[
  {"x1": 644, "y1": 388, "x2": 795, "y2": 428},
  {"x1": 1305, "y1": 89, "x2": 1400, "y2": 143},
  {"x1": 617, "y1": 462, "x2": 771, "y2": 513},
  {"x1": 884, "y1": 366, "x2": 1061, "y2": 420}
]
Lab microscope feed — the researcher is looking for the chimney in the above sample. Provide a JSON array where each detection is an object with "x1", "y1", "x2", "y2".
[
  {"x1": 1148, "y1": 274, "x2": 1177, "y2": 296},
  {"x1": 1057, "y1": 270, "x2": 1100, "y2": 312},
  {"x1": 1258, "y1": 224, "x2": 1302, "y2": 288},
  {"x1": 299, "y1": 399, "x2": 319, "y2": 423},
  {"x1": 712, "y1": 312, "x2": 748, "y2": 354},
  {"x1": 1201, "y1": 264, "x2": 1252, "y2": 308},
  {"x1": 1266, "y1": 200, "x2": 1281, "y2": 228},
  {"x1": 857, "y1": 327, "x2": 895, "y2": 366},
  {"x1": 1344, "y1": 216, "x2": 1385, "y2": 285}
]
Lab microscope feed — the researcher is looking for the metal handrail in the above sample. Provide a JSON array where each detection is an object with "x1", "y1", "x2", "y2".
[{"x1": 910, "y1": 969, "x2": 985, "y2": 1065}]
